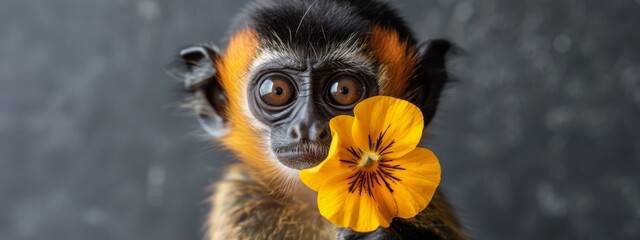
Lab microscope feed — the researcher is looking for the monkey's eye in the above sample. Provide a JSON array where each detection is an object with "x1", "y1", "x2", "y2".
[
  {"x1": 327, "y1": 74, "x2": 364, "y2": 107},
  {"x1": 259, "y1": 74, "x2": 296, "y2": 106}
]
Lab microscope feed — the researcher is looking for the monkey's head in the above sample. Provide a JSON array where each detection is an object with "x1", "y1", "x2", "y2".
[{"x1": 177, "y1": 0, "x2": 452, "y2": 187}]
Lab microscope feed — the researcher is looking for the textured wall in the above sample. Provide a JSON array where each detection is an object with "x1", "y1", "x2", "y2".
[{"x1": 1, "y1": 0, "x2": 639, "y2": 239}]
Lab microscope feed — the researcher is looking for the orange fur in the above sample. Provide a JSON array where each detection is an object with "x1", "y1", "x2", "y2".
[
  {"x1": 215, "y1": 30, "x2": 263, "y2": 171},
  {"x1": 215, "y1": 29, "x2": 260, "y2": 103},
  {"x1": 215, "y1": 29, "x2": 290, "y2": 191},
  {"x1": 369, "y1": 25, "x2": 420, "y2": 98}
]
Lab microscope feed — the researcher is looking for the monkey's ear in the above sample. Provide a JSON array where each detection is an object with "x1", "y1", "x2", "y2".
[
  {"x1": 178, "y1": 45, "x2": 229, "y2": 137},
  {"x1": 409, "y1": 39, "x2": 455, "y2": 126}
]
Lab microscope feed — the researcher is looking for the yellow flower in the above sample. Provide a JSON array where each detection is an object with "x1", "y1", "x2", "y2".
[{"x1": 299, "y1": 96, "x2": 441, "y2": 232}]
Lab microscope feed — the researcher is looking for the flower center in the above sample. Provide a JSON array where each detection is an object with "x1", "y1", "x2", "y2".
[{"x1": 359, "y1": 152, "x2": 380, "y2": 168}]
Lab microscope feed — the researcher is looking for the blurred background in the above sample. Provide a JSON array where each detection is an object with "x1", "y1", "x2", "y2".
[{"x1": 1, "y1": 0, "x2": 639, "y2": 239}]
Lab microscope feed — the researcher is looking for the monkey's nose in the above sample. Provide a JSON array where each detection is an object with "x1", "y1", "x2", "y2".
[{"x1": 288, "y1": 122, "x2": 330, "y2": 141}]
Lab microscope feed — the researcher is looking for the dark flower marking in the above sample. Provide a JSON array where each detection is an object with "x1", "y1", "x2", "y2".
[{"x1": 339, "y1": 125, "x2": 406, "y2": 196}]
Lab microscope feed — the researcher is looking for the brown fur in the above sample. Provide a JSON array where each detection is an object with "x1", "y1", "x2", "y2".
[
  {"x1": 400, "y1": 193, "x2": 466, "y2": 239},
  {"x1": 206, "y1": 164, "x2": 465, "y2": 239},
  {"x1": 206, "y1": 164, "x2": 335, "y2": 240},
  {"x1": 368, "y1": 25, "x2": 420, "y2": 99}
]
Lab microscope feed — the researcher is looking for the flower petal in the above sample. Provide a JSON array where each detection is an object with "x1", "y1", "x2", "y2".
[
  {"x1": 371, "y1": 179, "x2": 398, "y2": 223},
  {"x1": 329, "y1": 115, "x2": 359, "y2": 162},
  {"x1": 352, "y1": 96, "x2": 424, "y2": 158},
  {"x1": 317, "y1": 171, "x2": 392, "y2": 232},
  {"x1": 386, "y1": 147, "x2": 441, "y2": 218},
  {"x1": 299, "y1": 139, "x2": 339, "y2": 191},
  {"x1": 300, "y1": 115, "x2": 356, "y2": 191}
]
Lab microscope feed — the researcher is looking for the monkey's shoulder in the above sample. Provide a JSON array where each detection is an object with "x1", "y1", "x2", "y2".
[
  {"x1": 394, "y1": 192, "x2": 466, "y2": 240},
  {"x1": 207, "y1": 163, "x2": 335, "y2": 240}
]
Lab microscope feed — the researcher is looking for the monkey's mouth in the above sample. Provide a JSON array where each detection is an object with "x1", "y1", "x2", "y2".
[{"x1": 272, "y1": 142, "x2": 329, "y2": 170}]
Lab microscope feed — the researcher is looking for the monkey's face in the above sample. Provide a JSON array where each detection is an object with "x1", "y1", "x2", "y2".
[
  {"x1": 179, "y1": 14, "x2": 450, "y2": 180},
  {"x1": 247, "y1": 60, "x2": 379, "y2": 170}
]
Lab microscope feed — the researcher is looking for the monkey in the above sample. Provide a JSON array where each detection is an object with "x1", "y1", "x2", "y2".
[{"x1": 174, "y1": 0, "x2": 465, "y2": 239}]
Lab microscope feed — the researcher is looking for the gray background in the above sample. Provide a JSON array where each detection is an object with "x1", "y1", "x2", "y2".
[{"x1": 1, "y1": 0, "x2": 639, "y2": 239}]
